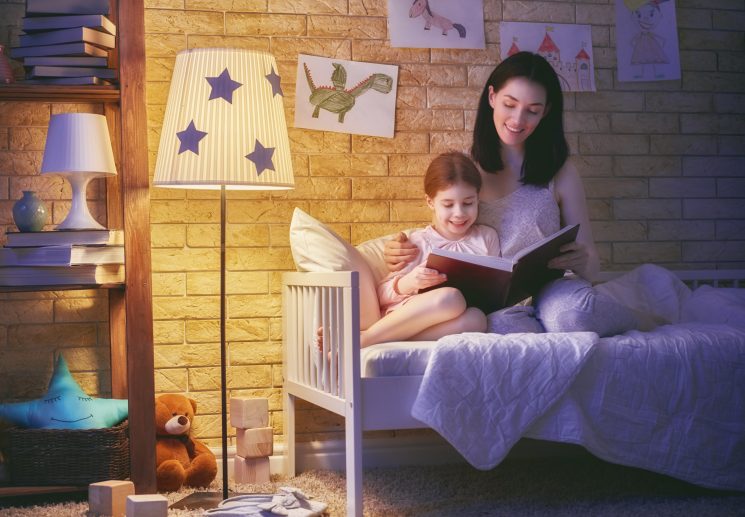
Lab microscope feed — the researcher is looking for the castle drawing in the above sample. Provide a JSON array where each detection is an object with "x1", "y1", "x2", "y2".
[{"x1": 508, "y1": 31, "x2": 593, "y2": 91}]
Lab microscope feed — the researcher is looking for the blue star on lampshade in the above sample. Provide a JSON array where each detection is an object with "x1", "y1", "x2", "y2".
[
  {"x1": 265, "y1": 67, "x2": 283, "y2": 97},
  {"x1": 246, "y1": 139, "x2": 275, "y2": 176},
  {"x1": 206, "y1": 68, "x2": 242, "y2": 103},
  {"x1": 177, "y1": 120, "x2": 208, "y2": 155},
  {"x1": 0, "y1": 355, "x2": 128, "y2": 430}
]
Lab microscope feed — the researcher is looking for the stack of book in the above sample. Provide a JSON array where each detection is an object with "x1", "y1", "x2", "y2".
[
  {"x1": 0, "y1": 229, "x2": 125, "y2": 287},
  {"x1": 9, "y1": 0, "x2": 116, "y2": 85}
]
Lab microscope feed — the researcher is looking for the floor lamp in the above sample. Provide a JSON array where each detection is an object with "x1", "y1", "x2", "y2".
[{"x1": 153, "y1": 48, "x2": 294, "y2": 509}]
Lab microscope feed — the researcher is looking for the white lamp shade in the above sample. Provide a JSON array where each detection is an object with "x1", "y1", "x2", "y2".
[
  {"x1": 153, "y1": 48, "x2": 294, "y2": 190},
  {"x1": 41, "y1": 113, "x2": 117, "y2": 176}
]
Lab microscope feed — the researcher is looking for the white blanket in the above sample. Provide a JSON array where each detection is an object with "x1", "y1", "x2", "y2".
[
  {"x1": 410, "y1": 331, "x2": 599, "y2": 469},
  {"x1": 528, "y1": 323, "x2": 745, "y2": 491}
]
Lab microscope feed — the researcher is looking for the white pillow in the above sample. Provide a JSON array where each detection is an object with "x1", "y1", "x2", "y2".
[
  {"x1": 680, "y1": 285, "x2": 745, "y2": 328},
  {"x1": 289, "y1": 208, "x2": 380, "y2": 330},
  {"x1": 356, "y1": 229, "x2": 415, "y2": 285}
]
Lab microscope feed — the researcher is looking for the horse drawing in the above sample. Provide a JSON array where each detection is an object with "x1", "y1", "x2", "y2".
[{"x1": 409, "y1": 0, "x2": 466, "y2": 38}]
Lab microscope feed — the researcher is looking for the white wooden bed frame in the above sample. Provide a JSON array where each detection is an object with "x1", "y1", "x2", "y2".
[{"x1": 282, "y1": 269, "x2": 745, "y2": 517}]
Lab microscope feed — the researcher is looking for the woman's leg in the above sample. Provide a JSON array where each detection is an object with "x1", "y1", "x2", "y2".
[
  {"x1": 361, "y1": 287, "x2": 481, "y2": 347},
  {"x1": 534, "y1": 276, "x2": 639, "y2": 337}
]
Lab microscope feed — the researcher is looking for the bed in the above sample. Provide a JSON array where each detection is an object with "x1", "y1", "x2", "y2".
[{"x1": 282, "y1": 209, "x2": 745, "y2": 517}]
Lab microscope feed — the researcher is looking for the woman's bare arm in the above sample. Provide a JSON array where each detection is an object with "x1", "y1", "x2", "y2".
[{"x1": 550, "y1": 161, "x2": 600, "y2": 281}]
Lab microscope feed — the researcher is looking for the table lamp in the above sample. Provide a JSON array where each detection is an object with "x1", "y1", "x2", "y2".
[
  {"x1": 153, "y1": 47, "x2": 294, "y2": 509},
  {"x1": 41, "y1": 113, "x2": 117, "y2": 230}
]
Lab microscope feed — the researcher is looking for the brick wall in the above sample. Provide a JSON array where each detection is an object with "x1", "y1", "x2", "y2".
[{"x1": 1, "y1": 0, "x2": 744, "y2": 447}]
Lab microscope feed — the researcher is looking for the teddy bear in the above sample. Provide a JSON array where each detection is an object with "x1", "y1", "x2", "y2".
[{"x1": 155, "y1": 393, "x2": 217, "y2": 492}]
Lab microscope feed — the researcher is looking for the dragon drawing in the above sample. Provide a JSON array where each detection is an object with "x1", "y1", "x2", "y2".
[{"x1": 303, "y1": 62, "x2": 393, "y2": 123}]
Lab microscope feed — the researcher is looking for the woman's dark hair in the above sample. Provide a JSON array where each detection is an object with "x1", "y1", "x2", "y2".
[
  {"x1": 471, "y1": 51, "x2": 568, "y2": 185},
  {"x1": 424, "y1": 151, "x2": 482, "y2": 198}
]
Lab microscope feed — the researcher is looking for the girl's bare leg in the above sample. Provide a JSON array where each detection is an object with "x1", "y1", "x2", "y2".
[
  {"x1": 360, "y1": 287, "x2": 482, "y2": 348},
  {"x1": 407, "y1": 306, "x2": 486, "y2": 341}
]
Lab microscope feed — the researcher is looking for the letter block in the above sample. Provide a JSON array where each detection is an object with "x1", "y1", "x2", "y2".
[
  {"x1": 88, "y1": 480, "x2": 135, "y2": 517},
  {"x1": 234, "y1": 455, "x2": 270, "y2": 484},
  {"x1": 236, "y1": 426, "x2": 273, "y2": 458},
  {"x1": 125, "y1": 494, "x2": 168, "y2": 517},
  {"x1": 230, "y1": 397, "x2": 268, "y2": 429}
]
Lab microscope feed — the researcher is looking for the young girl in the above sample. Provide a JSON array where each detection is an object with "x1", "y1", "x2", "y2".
[{"x1": 361, "y1": 151, "x2": 500, "y2": 348}]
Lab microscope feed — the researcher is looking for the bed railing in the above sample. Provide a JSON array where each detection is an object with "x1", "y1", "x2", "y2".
[
  {"x1": 282, "y1": 271, "x2": 361, "y2": 399},
  {"x1": 282, "y1": 270, "x2": 363, "y2": 517}
]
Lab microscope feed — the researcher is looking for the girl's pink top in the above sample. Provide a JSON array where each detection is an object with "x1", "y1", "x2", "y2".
[{"x1": 378, "y1": 224, "x2": 500, "y2": 314}]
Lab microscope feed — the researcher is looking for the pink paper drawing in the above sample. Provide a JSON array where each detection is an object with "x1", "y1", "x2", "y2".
[{"x1": 409, "y1": 0, "x2": 466, "y2": 38}]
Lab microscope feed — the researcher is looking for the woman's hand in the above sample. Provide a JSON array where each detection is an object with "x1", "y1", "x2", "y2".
[
  {"x1": 396, "y1": 264, "x2": 447, "y2": 295},
  {"x1": 548, "y1": 241, "x2": 592, "y2": 277},
  {"x1": 383, "y1": 232, "x2": 420, "y2": 272}
]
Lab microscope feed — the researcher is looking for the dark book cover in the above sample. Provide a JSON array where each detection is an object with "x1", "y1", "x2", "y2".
[
  {"x1": 28, "y1": 65, "x2": 117, "y2": 79},
  {"x1": 10, "y1": 41, "x2": 109, "y2": 58},
  {"x1": 22, "y1": 14, "x2": 116, "y2": 36},
  {"x1": 19, "y1": 27, "x2": 115, "y2": 49},
  {"x1": 423, "y1": 224, "x2": 580, "y2": 313},
  {"x1": 24, "y1": 55, "x2": 108, "y2": 67},
  {"x1": 21, "y1": 75, "x2": 111, "y2": 85}
]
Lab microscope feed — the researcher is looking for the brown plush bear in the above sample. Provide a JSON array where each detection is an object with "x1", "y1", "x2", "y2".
[{"x1": 155, "y1": 393, "x2": 217, "y2": 492}]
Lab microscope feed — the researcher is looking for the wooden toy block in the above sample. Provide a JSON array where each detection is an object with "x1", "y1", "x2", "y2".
[
  {"x1": 88, "y1": 480, "x2": 135, "y2": 517},
  {"x1": 233, "y1": 455, "x2": 270, "y2": 484},
  {"x1": 230, "y1": 397, "x2": 268, "y2": 428},
  {"x1": 125, "y1": 494, "x2": 168, "y2": 517},
  {"x1": 236, "y1": 426, "x2": 273, "y2": 458}
]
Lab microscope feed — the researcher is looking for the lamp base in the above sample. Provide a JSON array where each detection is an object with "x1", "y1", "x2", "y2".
[
  {"x1": 169, "y1": 490, "x2": 247, "y2": 510},
  {"x1": 55, "y1": 171, "x2": 109, "y2": 230}
]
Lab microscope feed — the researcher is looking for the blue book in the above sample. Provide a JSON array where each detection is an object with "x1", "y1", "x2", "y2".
[
  {"x1": 10, "y1": 42, "x2": 109, "y2": 58},
  {"x1": 19, "y1": 27, "x2": 115, "y2": 49},
  {"x1": 22, "y1": 15, "x2": 116, "y2": 36},
  {"x1": 28, "y1": 65, "x2": 117, "y2": 79},
  {"x1": 25, "y1": 0, "x2": 109, "y2": 15},
  {"x1": 24, "y1": 56, "x2": 108, "y2": 67}
]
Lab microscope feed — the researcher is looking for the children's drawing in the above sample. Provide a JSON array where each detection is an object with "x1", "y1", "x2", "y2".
[
  {"x1": 295, "y1": 54, "x2": 398, "y2": 138},
  {"x1": 409, "y1": 0, "x2": 466, "y2": 38},
  {"x1": 304, "y1": 62, "x2": 393, "y2": 123},
  {"x1": 500, "y1": 22, "x2": 596, "y2": 92},
  {"x1": 388, "y1": 0, "x2": 485, "y2": 49},
  {"x1": 615, "y1": 0, "x2": 681, "y2": 82}
]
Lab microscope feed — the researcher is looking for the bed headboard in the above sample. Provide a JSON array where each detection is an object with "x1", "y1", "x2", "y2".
[{"x1": 598, "y1": 269, "x2": 745, "y2": 289}]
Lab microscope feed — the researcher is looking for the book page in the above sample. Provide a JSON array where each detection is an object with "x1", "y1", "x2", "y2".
[{"x1": 427, "y1": 248, "x2": 513, "y2": 271}]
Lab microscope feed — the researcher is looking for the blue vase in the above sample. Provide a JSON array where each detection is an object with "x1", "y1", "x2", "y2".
[{"x1": 12, "y1": 191, "x2": 48, "y2": 232}]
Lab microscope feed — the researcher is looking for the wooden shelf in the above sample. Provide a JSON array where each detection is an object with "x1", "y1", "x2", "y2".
[
  {"x1": 0, "y1": 83, "x2": 119, "y2": 103},
  {"x1": 0, "y1": 283, "x2": 125, "y2": 293},
  {"x1": 0, "y1": 0, "x2": 156, "y2": 497}
]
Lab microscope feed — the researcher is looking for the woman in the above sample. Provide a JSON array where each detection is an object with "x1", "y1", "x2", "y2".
[{"x1": 385, "y1": 52, "x2": 637, "y2": 335}]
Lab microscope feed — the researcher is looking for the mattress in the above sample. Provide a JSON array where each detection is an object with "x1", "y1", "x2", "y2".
[{"x1": 361, "y1": 340, "x2": 436, "y2": 377}]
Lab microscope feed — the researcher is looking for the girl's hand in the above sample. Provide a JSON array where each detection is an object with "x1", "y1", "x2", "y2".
[
  {"x1": 384, "y1": 232, "x2": 420, "y2": 272},
  {"x1": 548, "y1": 241, "x2": 590, "y2": 275},
  {"x1": 397, "y1": 264, "x2": 447, "y2": 295}
]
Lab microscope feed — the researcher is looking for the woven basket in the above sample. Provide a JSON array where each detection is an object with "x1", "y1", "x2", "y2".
[{"x1": 4, "y1": 419, "x2": 130, "y2": 486}]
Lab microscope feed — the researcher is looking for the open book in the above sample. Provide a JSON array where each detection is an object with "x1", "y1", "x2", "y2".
[{"x1": 423, "y1": 224, "x2": 580, "y2": 314}]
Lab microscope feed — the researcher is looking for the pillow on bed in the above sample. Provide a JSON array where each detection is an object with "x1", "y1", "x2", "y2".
[
  {"x1": 356, "y1": 229, "x2": 415, "y2": 284},
  {"x1": 289, "y1": 208, "x2": 380, "y2": 330},
  {"x1": 680, "y1": 285, "x2": 745, "y2": 328}
]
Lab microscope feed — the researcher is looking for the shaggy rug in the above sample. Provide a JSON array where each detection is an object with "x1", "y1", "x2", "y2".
[{"x1": 1, "y1": 455, "x2": 743, "y2": 516}]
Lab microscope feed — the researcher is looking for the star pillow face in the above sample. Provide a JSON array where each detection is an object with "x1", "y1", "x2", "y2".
[{"x1": 0, "y1": 355, "x2": 128, "y2": 430}]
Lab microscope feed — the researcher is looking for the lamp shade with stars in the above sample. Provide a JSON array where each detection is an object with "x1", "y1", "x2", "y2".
[{"x1": 153, "y1": 48, "x2": 294, "y2": 190}]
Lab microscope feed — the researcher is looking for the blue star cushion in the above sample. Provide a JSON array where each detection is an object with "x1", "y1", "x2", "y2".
[{"x1": 0, "y1": 355, "x2": 128, "y2": 430}]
